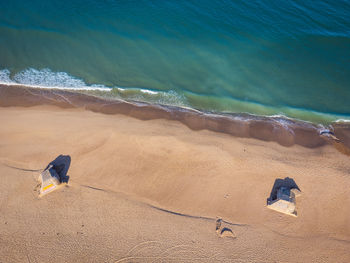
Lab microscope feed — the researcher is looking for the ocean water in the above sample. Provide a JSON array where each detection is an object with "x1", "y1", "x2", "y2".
[{"x1": 0, "y1": 0, "x2": 349, "y2": 124}]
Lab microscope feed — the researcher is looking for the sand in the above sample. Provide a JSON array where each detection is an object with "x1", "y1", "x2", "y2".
[{"x1": 0, "y1": 105, "x2": 350, "y2": 262}]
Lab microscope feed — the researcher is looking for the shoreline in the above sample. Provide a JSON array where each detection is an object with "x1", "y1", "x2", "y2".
[{"x1": 2, "y1": 84, "x2": 350, "y2": 149}]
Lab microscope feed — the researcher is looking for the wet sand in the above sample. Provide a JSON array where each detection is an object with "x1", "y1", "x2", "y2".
[
  {"x1": 0, "y1": 88, "x2": 350, "y2": 262},
  {"x1": 3, "y1": 84, "x2": 350, "y2": 149}
]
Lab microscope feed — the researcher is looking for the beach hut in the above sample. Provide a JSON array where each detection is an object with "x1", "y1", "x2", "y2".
[
  {"x1": 39, "y1": 165, "x2": 61, "y2": 196},
  {"x1": 267, "y1": 186, "x2": 301, "y2": 217}
]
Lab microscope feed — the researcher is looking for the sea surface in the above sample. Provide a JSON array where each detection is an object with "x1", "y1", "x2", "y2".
[{"x1": 0, "y1": 0, "x2": 350, "y2": 124}]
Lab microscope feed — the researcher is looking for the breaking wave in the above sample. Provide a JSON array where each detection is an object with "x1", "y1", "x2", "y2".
[{"x1": 0, "y1": 68, "x2": 110, "y2": 91}]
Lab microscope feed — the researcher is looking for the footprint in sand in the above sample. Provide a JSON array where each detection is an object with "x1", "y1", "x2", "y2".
[{"x1": 215, "y1": 218, "x2": 235, "y2": 239}]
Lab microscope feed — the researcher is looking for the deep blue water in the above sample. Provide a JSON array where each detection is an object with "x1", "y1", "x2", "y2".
[{"x1": 0, "y1": 0, "x2": 350, "y2": 123}]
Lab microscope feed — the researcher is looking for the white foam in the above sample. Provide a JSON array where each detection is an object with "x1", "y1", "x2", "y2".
[
  {"x1": 113, "y1": 86, "x2": 188, "y2": 107},
  {"x1": 335, "y1": 119, "x2": 350, "y2": 123},
  {"x1": 0, "y1": 69, "x2": 14, "y2": 83},
  {"x1": 140, "y1": 89, "x2": 158, "y2": 95},
  {"x1": 269, "y1": 114, "x2": 289, "y2": 119},
  {"x1": 0, "y1": 68, "x2": 111, "y2": 91}
]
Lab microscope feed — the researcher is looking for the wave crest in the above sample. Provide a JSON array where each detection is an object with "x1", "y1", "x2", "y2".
[
  {"x1": 0, "y1": 67, "x2": 188, "y2": 107},
  {"x1": 0, "y1": 68, "x2": 111, "y2": 91}
]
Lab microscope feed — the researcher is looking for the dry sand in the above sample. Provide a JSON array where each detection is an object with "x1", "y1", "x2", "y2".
[{"x1": 0, "y1": 105, "x2": 350, "y2": 262}]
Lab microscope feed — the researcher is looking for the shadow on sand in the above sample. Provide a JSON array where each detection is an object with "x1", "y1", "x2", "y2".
[
  {"x1": 267, "y1": 177, "x2": 300, "y2": 204},
  {"x1": 45, "y1": 155, "x2": 71, "y2": 183}
]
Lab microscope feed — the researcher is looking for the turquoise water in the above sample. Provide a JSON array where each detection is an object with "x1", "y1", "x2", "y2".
[{"x1": 0, "y1": 0, "x2": 350, "y2": 123}]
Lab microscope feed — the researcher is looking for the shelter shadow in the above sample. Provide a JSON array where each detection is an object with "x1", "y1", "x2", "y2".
[
  {"x1": 46, "y1": 155, "x2": 71, "y2": 183},
  {"x1": 267, "y1": 177, "x2": 300, "y2": 204}
]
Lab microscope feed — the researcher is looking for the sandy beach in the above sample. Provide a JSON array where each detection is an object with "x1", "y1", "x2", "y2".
[{"x1": 0, "y1": 94, "x2": 350, "y2": 262}]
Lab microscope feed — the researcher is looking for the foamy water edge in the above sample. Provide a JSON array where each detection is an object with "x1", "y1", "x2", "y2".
[{"x1": 1, "y1": 68, "x2": 349, "y2": 125}]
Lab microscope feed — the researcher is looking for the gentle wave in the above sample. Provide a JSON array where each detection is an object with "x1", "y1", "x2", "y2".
[
  {"x1": 0, "y1": 68, "x2": 188, "y2": 107},
  {"x1": 335, "y1": 119, "x2": 350, "y2": 123},
  {"x1": 1, "y1": 68, "x2": 349, "y2": 125},
  {"x1": 0, "y1": 68, "x2": 186, "y2": 106}
]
